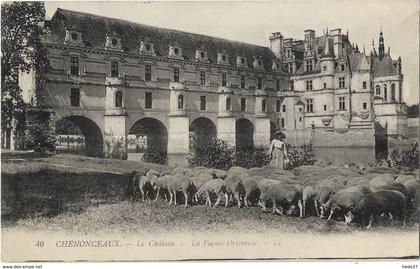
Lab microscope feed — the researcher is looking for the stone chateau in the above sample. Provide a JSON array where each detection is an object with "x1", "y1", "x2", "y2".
[{"x1": 16, "y1": 8, "x2": 407, "y2": 158}]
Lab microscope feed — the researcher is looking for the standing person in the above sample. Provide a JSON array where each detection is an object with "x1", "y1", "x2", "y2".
[{"x1": 268, "y1": 131, "x2": 288, "y2": 169}]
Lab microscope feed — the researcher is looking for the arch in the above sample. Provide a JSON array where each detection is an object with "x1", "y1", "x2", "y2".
[
  {"x1": 236, "y1": 118, "x2": 254, "y2": 149},
  {"x1": 189, "y1": 117, "x2": 217, "y2": 152},
  {"x1": 115, "y1": 91, "x2": 123, "y2": 107},
  {"x1": 226, "y1": 97, "x2": 231, "y2": 111},
  {"x1": 383, "y1": 84, "x2": 387, "y2": 101},
  {"x1": 55, "y1": 116, "x2": 103, "y2": 157},
  {"x1": 129, "y1": 117, "x2": 168, "y2": 153},
  {"x1": 391, "y1": 83, "x2": 396, "y2": 101},
  {"x1": 375, "y1": 85, "x2": 381, "y2": 95},
  {"x1": 178, "y1": 94, "x2": 184, "y2": 109},
  {"x1": 270, "y1": 120, "x2": 277, "y2": 141}
]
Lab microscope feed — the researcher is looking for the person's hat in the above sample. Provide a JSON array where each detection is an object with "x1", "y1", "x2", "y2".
[{"x1": 275, "y1": 131, "x2": 286, "y2": 140}]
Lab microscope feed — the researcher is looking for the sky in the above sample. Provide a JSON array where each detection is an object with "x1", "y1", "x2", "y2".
[{"x1": 44, "y1": 0, "x2": 419, "y2": 104}]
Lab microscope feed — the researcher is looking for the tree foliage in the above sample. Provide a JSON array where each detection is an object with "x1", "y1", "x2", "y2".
[
  {"x1": 1, "y1": 2, "x2": 47, "y2": 129},
  {"x1": 406, "y1": 104, "x2": 419, "y2": 118}
]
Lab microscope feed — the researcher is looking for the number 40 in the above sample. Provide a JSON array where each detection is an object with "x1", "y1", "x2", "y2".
[{"x1": 35, "y1": 241, "x2": 44, "y2": 247}]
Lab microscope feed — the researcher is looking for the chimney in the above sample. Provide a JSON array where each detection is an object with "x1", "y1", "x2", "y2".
[
  {"x1": 330, "y1": 28, "x2": 343, "y2": 58},
  {"x1": 269, "y1": 32, "x2": 284, "y2": 59},
  {"x1": 304, "y1": 29, "x2": 315, "y2": 51}
]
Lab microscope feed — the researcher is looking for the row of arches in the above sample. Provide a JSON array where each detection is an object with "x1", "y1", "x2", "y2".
[{"x1": 55, "y1": 116, "x2": 272, "y2": 157}]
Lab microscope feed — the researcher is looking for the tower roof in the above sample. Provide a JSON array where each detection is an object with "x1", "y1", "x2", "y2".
[{"x1": 320, "y1": 35, "x2": 334, "y2": 58}]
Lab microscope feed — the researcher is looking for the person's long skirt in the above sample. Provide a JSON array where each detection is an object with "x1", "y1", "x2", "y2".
[{"x1": 270, "y1": 148, "x2": 284, "y2": 169}]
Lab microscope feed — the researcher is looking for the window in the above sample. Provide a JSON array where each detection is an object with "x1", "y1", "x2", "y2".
[
  {"x1": 391, "y1": 84, "x2": 396, "y2": 101},
  {"x1": 276, "y1": 79, "x2": 280, "y2": 91},
  {"x1": 240, "y1": 75, "x2": 245, "y2": 89},
  {"x1": 200, "y1": 71, "x2": 205, "y2": 86},
  {"x1": 363, "y1": 102, "x2": 367, "y2": 110},
  {"x1": 324, "y1": 105, "x2": 327, "y2": 111},
  {"x1": 145, "y1": 65, "x2": 152, "y2": 81},
  {"x1": 375, "y1": 85, "x2": 381, "y2": 95},
  {"x1": 339, "y1": 97, "x2": 346, "y2": 110},
  {"x1": 299, "y1": 117, "x2": 302, "y2": 122},
  {"x1": 362, "y1": 81, "x2": 367, "y2": 89},
  {"x1": 384, "y1": 85, "x2": 388, "y2": 101},
  {"x1": 70, "y1": 88, "x2": 80, "y2": 107},
  {"x1": 257, "y1": 77, "x2": 262, "y2": 89},
  {"x1": 276, "y1": 100, "x2": 281, "y2": 112},
  {"x1": 111, "y1": 61, "x2": 119, "y2": 77},
  {"x1": 338, "y1": 77, "x2": 345, "y2": 88},
  {"x1": 290, "y1": 80, "x2": 294, "y2": 91},
  {"x1": 226, "y1": 97, "x2": 231, "y2": 111},
  {"x1": 323, "y1": 83, "x2": 327, "y2": 89},
  {"x1": 200, "y1": 96, "x2": 206, "y2": 110},
  {"x1": 323, "y1": 66, "x2": 327, "y2": 72},
  {"x1": 340, "y1": 64, "x2": 345, "y2": 71},
  {"x1": 174, "y1": 68, "x2": 179, "y2": 82},
  {"x1": 289, "y1": 65, "x2": 293, "y2": 73},
  {"x1": 145, "y1": 92, "x2": 152, "y2": 109},
  {"x1": 70, "y1": 56, "x2": 79, "y2": 76},
  {"x1": 306, "y1": 60, "x2": 313, "y2": 72},
  {"x1": 282, "y1": 104, "x2": 286, "y2": 113},
  {"x1": 222, "y1": 74, "x2": 227, "y2": 86},
  {"x1": 261, "y1": 99, "x2": 266, "y2": 112},
  {"x1": 306, "y1": 99, "x2": 313, "y2": 112},
  {"x1": 281, "y1": 118, "x2": 285, "y2": 128},
  {"x1": 241, "y1": 98, "x2": 246, "y2": 112},
  {"x1": 306, "y1": 80, "x2": 313, "y2": 91},
  {"x1": 115, "y1": 91, "x2": 123, "y2": 107},
  {"x1": 177, "y1": 95, "x2": 184, "y2": 109},
  {"x1": 299, "y1": 108, "x2": 302, "y2": 112}
]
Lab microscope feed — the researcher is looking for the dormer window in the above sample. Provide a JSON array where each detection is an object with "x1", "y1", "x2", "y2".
[
  {"x1": 253, "y1": 58, "x2": 264, "y2": 70},
  {"x1": 217, "y1": 52, "x2": 229, "y2": 65},
  {"x1": 105, "y1": 34, "x2": 122, "y2": 51},
  {"x1": 169, "y1": 45, "x2": 183, "y2": 59},
  {"x1": 64, "y1": 28, "x2": 83, "y2": 46},
  {"x1": 272, "y1": 60, "x2": 282, "y2": 72},
  {"x1": 139, "y1": 41, "x2": 156, "y2": 56},
  {"x1": 195, "y1": 49, "x2": 208, "y2": 62},
  {"x1": 236, "y1": 56, "x2": 247, "y2": 68}
]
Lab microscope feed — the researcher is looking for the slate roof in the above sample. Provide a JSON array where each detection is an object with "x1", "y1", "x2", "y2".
[
  {"x1": 48, "y1": 8, "x2": 276, "y2": 70},
  {"x1": 348, "y1": 53, "x2": 369, "y2": 71},
  {"x1": 371, "y1": 54, "x2": 399, "y2": 76}
]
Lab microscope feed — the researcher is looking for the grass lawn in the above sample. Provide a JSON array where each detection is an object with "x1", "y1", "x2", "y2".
[{"x1": 1, "y1": 152, "x2": 418, "y2": 236}]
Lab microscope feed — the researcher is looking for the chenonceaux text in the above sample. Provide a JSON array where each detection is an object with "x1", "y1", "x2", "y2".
[{"x1": 55, "y1": 240, "x2": 122, "y2": 248}]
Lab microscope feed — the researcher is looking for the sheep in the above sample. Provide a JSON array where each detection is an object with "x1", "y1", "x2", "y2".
[
  {"x1": 258, "y1": 184, "x2": 303, "y2": 217},
  {"x1": 403, "y1": 179, "x2": 419, "y2": 205},
  {"x1": 243, "y1": 178, "x2": 261, "y2": 207},
  {"x1": 190, "y1": 175, "x2": 212, "y2": 204},
  {"x1": 152, "y1": 175, "x2": 172, "y2": 201},
  {"x1": 146, "y1": 169, "x2": 160, "y2": 178},
  {"x1": 167, "y1": 176, "x2": 194, "y2": 207},
  {"x1": 256, "y1": 178, "x2": 281, "y2": 196},
  {"x1": 196, "y1": 179, "x2": 228, "y2": 207},
  {"x1": 138, "y1": 175, "x2": 156, "y2": 201},
  {"x1": 225, "y1": 176, "x2": 246, "y2": 208},
  {"x1": 302, "y1": 185, "x2": 317, "y2": 217}
]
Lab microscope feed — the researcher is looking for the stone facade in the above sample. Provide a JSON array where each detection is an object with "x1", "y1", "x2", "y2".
[{"x1": 21, "y1": 8, "x2": 407, "y2": 157}]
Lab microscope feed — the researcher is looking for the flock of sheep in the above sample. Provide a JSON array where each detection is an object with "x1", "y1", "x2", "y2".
[{"x1": 130, "y1": 164, "x2": 419, "y2": 228}]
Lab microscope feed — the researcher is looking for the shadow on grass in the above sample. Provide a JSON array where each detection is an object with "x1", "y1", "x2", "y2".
[{"x1": 1, "y1": 169, "x2": 131, "y2": 226}]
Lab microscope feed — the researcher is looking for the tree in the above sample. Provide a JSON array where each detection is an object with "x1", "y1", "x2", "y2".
[
  {"x1": 1, "y1": 2, "x2": 46, "y2": 130},
  {"x1": 407, "y1": 103, "x2": 419, "y2": 118}
]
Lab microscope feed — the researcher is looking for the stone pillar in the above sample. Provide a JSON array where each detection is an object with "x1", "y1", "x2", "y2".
[
  {"x1": 104, "y1": 115, "x2": 128, "y2": 159},
  {"x1": 255, "y1": 117, "x2": 270, "y2": 148},
  {"x1": 167, "y1": 84, "x2": 189, "y2": 154},
  {"x1": 217, "y1": 87, "x2": 235, "y2": 146},
  {"x1": 167, "y1": 116, "x2": 190, "y2": 154}
]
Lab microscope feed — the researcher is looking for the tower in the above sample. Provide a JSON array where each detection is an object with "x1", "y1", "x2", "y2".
[{"x1": 378, "y1": 30, "x2": 385, "y2": 60}]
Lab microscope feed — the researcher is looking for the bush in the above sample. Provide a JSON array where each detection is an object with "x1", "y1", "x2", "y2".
[
  {"x1": 188, "y1": 137, "x2": 234, "y2": 170},
  {"x1": 234, "y1": 146, "x2": 270, "y2": 168},
  {"x1": 372, "y1": 143, "x2": 418, "y2": 169},
  {"x1": 142, "y1": 147, "x2": 168, "y2": 165},
  {"x1": 286, "y1": 143, "x2": 316, "y2": 170},
  {"x1": 25, "y1": 110, "x2": 56, "y2": 153}
]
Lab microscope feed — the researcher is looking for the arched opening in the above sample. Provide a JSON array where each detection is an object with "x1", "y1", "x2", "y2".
[
  {"x1": 226, "y1": 97, "x2": 231, "y2": 111},
  {"x1": 178, "y1": 94, "x2": 184, "y2": 109},
  {"x1": 128, "y1": 118, "x2": 168, "y2": 154},
  {"x1": 55, "y1": 116, "x2": 103, "y2": 157},
  {"x1": 391, "y1": 84, "x2": 396, "y2": 101},
  {"x1": 270, "y1": 121, "x2": 277, "y2": 141},
  {"x1": 115, "y1": 91, "x2": 123, "y2": 107},
  {"x1": 375, "y1": 85, "x2": 381, "y2": 96},
  {"x1": 261, "y1": 99, "x2": 266, "y2": 112},
  {"x1": 189, "y1": 117, "x2": 217, "y2": 152},
  {"x1": 236, "y1": 118, "x2": 254, "y2": 149},
  {"x1": 383, "y1": 84, "x2": 387, "y2": 101}
]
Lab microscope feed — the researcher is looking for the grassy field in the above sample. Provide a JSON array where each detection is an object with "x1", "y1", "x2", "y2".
[{"x1": 1, "y1": 152, "x2": 418, "y2": 236}]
